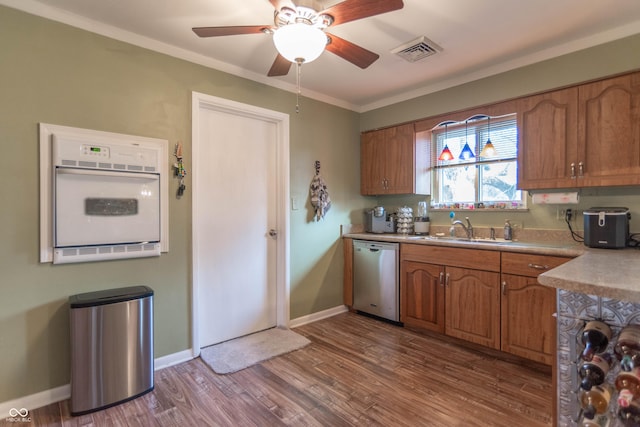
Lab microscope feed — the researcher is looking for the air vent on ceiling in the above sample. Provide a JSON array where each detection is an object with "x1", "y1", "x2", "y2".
[{"x1": 391, "y1": 36, "x2": 442, "y2": 63}]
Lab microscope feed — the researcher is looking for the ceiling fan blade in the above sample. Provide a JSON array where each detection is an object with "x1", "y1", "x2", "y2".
[
  {"x1": 192, "y1": 26, "x2": 270, "y2": 38},
  {"x1": 321, "y1": 0, "x2": 404, "y2": 26},
  {"x1": 326, "y1": 33, "x2": 379, "y2": 69},
  {"x1": 267, "y1": 54, "x2": 293, "y2": 76},
  {"x1": 269, "y1": 0, "x2": 297, "y2": 11}
]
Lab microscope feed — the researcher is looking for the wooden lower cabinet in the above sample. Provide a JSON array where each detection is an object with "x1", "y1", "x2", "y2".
[
  {"x1": 343, "y1": 238, "x2": 353, "y2": 306},
  {"x1": 400, "y1": 244, "x2": 572, "y2": 366},
  {"x1": 500, "y1": 252, "x2": 571, "y2": 365},
  {"x1": 500, "y1": 273, "x2": 556, "y2": 364},
  {"x1": 400, "y1": 244, "x2": 501, "y2": 350},
  {"x1": 401, "y1": 260, "x2": 445, "y2": 333},
  {"x1": 445, "y1": 266, "x2": 501, "y2": 350}
]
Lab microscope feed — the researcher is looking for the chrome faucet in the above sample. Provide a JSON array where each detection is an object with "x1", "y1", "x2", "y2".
[{"x1": 452, "y1": 217, "x2": 474, "y2": 239}]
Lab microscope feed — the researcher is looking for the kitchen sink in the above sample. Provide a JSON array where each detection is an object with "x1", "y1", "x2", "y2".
[{"x1": 418, "y1": 236, "x2": 514, "y2": 245}]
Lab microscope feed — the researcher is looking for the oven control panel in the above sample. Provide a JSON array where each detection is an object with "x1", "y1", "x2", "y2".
[
  {"x1": 82, "y1": 145, "x2": 110, "y2": 158},
  {"x1": 52, "y1": 135, "x2": 160, "y2": 172}
]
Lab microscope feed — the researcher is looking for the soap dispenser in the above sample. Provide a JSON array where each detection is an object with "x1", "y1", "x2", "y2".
[{"x1": 504, "y1": 220, "x2": 513, "y2": 240}]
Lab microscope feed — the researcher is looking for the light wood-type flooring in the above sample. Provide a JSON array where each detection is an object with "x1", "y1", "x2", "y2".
[{"x1": 27, "y1": 312, "x2": 552, "y2": 426}]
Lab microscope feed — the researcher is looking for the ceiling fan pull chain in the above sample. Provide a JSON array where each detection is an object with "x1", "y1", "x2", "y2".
[{"x1": 296, "y1": 60, "x2": 302, "y2": 114}]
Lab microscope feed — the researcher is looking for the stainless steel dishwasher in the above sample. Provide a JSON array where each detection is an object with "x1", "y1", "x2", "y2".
[{"x1": 353, "y1": 240, "x2": 400, "y2": 322}]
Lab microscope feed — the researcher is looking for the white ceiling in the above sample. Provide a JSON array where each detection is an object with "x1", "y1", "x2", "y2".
[{"x1": 3, "y1": 0, "x2": 640, "y2": 112}]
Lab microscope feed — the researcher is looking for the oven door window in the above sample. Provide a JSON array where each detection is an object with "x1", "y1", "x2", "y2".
[{"x1": 55, "y1": 168, "x2": 160, "y2": 247}]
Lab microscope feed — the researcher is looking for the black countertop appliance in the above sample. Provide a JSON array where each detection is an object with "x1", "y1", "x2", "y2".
[{"x1": 583, "y1": 207, "x2": 630, "y2": 248}]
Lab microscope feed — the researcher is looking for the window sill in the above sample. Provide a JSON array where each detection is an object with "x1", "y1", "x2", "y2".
[{"x1": 431, "y1": 203, "x2": 528, "y2": 212}]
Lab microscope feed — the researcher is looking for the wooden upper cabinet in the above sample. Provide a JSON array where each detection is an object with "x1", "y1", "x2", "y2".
[
  {"x1": 384, "y1": 124, "x2": 415, "y2": 193},
  {"x1": 360, "y1": 123, "x2": 430, "y2": 195},
  {"x1": 578, "y1": 72, "x2": 640, "y2": 187},
  {"x1": 518, "y1": 71, "x2": 640, "y2": 190},
  {"x1": 360, "y1": 128, "x2": 387, "y2": 195},
  {"x1": 517, "y1": 87, "x2": 578, "y2": 190}
]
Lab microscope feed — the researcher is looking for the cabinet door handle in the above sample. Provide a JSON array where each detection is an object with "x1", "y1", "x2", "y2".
[
  {"x1": 570, "y1": 162, "x2": 576, "y2": 179},
  {"x1": 502, "y1": 281, "x2": 507, "y2": 295},
  {"x1": 528, "y1": 263, "x2": 549, "y2": 270},
  {"x1": 439, "y1": 272, "x2": 444, "y2": 287},
  {"x1": 445, "y1": 273, "x2": 450, "y2": 287},
  {"x1": 578, "y1": 161, "x2": 584, "y2": 177}
]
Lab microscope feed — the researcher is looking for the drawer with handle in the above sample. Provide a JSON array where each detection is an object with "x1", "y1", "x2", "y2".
[{"x1": 501, "y1": 252, "x2": 572, "y2": 277}]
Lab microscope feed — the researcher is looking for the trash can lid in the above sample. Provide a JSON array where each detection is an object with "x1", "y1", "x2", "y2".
[{"x1": 69, "y1": 285, "x2": 154, "y2": 308}]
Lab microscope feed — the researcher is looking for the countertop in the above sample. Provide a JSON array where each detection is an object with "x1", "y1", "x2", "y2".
[
  {"x1": 538, "y1": 248, "x2": 640, "y2": 303},
  {"x1": 344, "y1": 232, "x2": 586, "y2": 257},
  {"x1": 344, "y1": 232, "x2": 640, "y2": 303}
]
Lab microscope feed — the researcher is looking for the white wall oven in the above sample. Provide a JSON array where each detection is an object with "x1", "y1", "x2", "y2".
[{"x1": 43, "y1": 127, "x2": 167, "y2": 264}]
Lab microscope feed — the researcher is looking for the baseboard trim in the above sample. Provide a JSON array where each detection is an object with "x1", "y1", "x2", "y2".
[
  {"x1": 1, "y1": 308, "x2": 345, "y2": 413},
  {"x1": 289, "y1": 305, "x2": 348, "y2": 328},
  {"x1": 0, "y1": 384, "x2": 70, "y2": 418},
  {"x1": 0, "y1": 350, "x2": 197, "y2": 413},
  {"x1": 154, "y1": 349, "x2": 195, "y2": 371}
]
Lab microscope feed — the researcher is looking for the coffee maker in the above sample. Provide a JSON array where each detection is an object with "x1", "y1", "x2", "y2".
[{"x1": 364, "y1": 207, "x2": 396, "y2": 233}]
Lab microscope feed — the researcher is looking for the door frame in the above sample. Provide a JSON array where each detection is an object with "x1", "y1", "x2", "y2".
[{"x1": 190, "y1": 91, "x2": 290, "y2": 357}]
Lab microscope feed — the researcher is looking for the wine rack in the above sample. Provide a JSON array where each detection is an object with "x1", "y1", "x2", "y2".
[{"x1": 558, "y1": 289, "x2": 640, "y2": 426}]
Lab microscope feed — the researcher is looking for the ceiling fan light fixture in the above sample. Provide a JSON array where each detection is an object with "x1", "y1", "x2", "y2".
[{"x1": 273, "y1": 23, "x2": 327, "y2": 64}]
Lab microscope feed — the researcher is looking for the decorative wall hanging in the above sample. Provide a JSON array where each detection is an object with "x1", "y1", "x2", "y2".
[
  {"x1": 173, "y1": 142, "x2": 186, "y2": 197},
  {"x1": 309, "y1": 160, "x2": 331, "y2": 221}
]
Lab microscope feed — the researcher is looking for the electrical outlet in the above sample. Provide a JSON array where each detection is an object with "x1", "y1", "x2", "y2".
[{"x1": 556, "y1": 208, "x2": 567, "y2": 221}]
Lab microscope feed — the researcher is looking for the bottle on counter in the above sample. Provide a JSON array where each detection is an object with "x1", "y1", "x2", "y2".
[
  {"x1": 580, "y1": 384, "x2": 612, "y2": 420},
  {"x1": 615, "y1": 325, "x2": 640, "y2": 371},
  {"x1": 581, "y1": 320, "x2": 613, "y2": 361},
  {"x1": 616, "y1": 368, "x2": 640, "y2": 408},
  {"x1": 580, "y1": 353, "x2": 613, "y2": 391},
  {"x1": 503, "y1": 219, "x2": 512, "y2": 240}
]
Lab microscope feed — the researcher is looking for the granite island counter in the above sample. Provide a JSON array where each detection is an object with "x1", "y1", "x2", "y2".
[
  {"x1": 538, "y1": 248, "x2": 640, "y2": 303},
  {"x1": 538, "y1": 248, "x2": 640, "y2": 426}
]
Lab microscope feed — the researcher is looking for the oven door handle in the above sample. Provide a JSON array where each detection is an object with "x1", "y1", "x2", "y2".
[{"x1": 56, "y1": 167, "x2": 159, "y2": 181}]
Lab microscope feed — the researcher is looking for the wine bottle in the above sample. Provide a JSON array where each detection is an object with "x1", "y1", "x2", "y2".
[
  {"x1": 581, "y1": 413, "x2": 611, "y2": 427},
  {"x1": 615, "y1": 325, "x2": 640, "y2": 371},
  {"x1": 616, "y1": 368, "x2": 640, "y2": 408},
  {"x1": 581, "y1": 320, "x2": 612, "y2": 361},
  {"x1": 580, "y1": 353, "x2": 613, "y2": 390},
  {"x1": 618, "y1": 399, "x2": 640, "y2": 426},
  {"x1": 580, "y1": 384, "x2": 612, "y2": 420}
]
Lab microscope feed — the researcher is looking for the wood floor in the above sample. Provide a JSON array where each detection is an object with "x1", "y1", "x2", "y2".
[{"x1": 28, "y1": 312, "x2": 552, "y2": 426}]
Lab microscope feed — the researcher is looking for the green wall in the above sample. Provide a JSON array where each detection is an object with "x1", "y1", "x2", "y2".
[
  {"x1": 360, "y1": 34, "x2": 640, "y2": 234},
  {"x1": 0, "y1": 6, "x2": 370, "y2": 402},
  {"x1": 1, "y1": 4, "x2": 639, "y2": 405}
]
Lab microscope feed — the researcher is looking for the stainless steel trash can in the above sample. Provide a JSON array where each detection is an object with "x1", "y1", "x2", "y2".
[{"x1": 69, "y1": 286, "x2": 154, "y2": 415}]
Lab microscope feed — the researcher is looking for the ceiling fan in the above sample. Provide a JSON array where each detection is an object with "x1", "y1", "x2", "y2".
[{"x1": 192, "y1": 0, "x2": 404, "y2": 77}]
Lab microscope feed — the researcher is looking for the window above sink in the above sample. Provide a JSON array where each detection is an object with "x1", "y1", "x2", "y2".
[{"x1": 425, "y1": 113, "x2": 526, "y2": 211}]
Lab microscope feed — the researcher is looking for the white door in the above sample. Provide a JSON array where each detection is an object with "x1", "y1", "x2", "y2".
[{"x1": 192, "y1": 93, "x2": 290, "y2": 349}]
